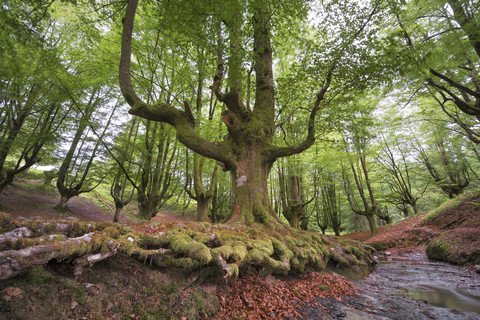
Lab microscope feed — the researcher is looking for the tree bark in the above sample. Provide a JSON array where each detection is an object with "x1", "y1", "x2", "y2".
[{"x1": 196, "y1": 197, "x2": 210, "y2": 222}]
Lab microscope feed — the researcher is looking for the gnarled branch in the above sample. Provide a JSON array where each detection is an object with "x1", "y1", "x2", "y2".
[
  {"x1": 119, "y1": 0, "x2": 234, "y2": 168},
  {"x1": 266, "y1": 66, "x2": 334, "y2": 161}
]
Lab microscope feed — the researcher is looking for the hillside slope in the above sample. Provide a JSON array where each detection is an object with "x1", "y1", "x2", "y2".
[{"x1": 347, "y1": 191, "x2": 480, "y2": 266}]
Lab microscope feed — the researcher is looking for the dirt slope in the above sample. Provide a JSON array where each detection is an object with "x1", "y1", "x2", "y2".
[
  {"x1": 0, "y1": 178, "x2": 196, "y2": 225},
  {"x1": 345, "y1": 192, "x2": 480, "y2": 266}
]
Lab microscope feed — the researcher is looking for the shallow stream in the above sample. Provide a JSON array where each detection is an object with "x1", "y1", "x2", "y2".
[{"x1": 301, "y1": 250, "x2": 480, "y2": 319}]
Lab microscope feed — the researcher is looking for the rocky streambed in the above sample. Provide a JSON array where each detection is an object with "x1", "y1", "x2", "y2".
[{"x1": 301, "y1": 249, "x2": 480, "y2": 319}]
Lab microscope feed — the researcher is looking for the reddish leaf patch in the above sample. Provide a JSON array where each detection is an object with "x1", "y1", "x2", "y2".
[{"x1": 214, "y1": 272, "x2": 356, "y2": 319}]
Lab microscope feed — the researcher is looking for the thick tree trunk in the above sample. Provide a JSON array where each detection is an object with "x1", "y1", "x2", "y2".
[
  {"x1": 287, "y1": 209, "x2": 300, "y2": 229},
  {"x1": 228, "y1": 149, "x2": 279, "y2": 225},
  {"x1": 138, "y1": 196, "x2": 158, "y2": 220},
  {"x1": 55, "y1": 194, "x2": 72, "y2": 212}
]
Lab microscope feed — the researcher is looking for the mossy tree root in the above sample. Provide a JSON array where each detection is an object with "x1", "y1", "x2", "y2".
[{"x1": 0, "y1": 213, "x2": 376, "y2": 281}]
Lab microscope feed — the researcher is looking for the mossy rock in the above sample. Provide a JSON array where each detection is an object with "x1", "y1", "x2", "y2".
[{"x1": 425, "y1": 240, "x2": 451, "y2": 261}]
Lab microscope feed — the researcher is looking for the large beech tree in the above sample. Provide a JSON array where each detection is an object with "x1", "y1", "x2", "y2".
[{"x1": 119, "y1": 0, "x2": 376, "y2": 225}]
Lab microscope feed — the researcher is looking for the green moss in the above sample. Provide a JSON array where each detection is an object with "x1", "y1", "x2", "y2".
[
  {"x1": 263, "y1": 256, "x2": 289, "y2": 275},
  {"x1": 68, "y1": 221, "x2": 95, "y2": 237},
  {"x1": 99, "y1": 224, "x2": 125, "y2": 238},
  {"x1": 138, "y1": 233, "x2": 170, "y2": 248},
  {"x1": 0, "y1": 212, "x2": 13, "y2": 232},
  {"x1": 226, "y1": 263, "x2": 239, "y2": 278},
  {"x1": 170, "y1": 235, "x2": 212, "y2": 264},
  {"x1": 167, "y1": 257, "x2": 202, "y2": 271},
  {"x1": 271, "y1": 238, "x2": 294, "y2": 262},
  {"x1": 231, "y1": 245, "x2": 248, "y2": 263},
  {"x1": 118, "y1": 237, "x2": 137, "y2": 256},
  {"x1": 246, "y1": 238, "x2": 274, "y2": 256},
  {"x1": 185, "y1": 229, "x2": 197, "y2": 238},
  {"x1": 331, "y1": 253, "x2": 349, "y2": 266},
  {"x1": 247, "y1": 248, "x2": 267, "y2": 264},
  {"x1": 271, "y1": 238, "x2": 285, "y2": 255},
  {"x1": 211, "y1": 245, "x2": 233, "y2": 260},
  {"x1": 193, "y1": 234, "x2": 210, "y2": 244},
  {"x1": 425, "y1": 239, "x2": 453, "y2": 261}
]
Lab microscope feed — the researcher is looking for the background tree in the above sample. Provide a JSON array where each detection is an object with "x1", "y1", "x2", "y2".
[
  {"x1": 110, "y1": 119, "x2": 138, "y2": 222},
  {"x1": 183, "y1": 53, "x2": 220, "y2": 222},
  {"x1": 55, "y1": 93, "x2": 115, "y2": 211},
  {"x1": 386, "y1": 0, "x2": 480, "y2": 142},
  {"x1": 415, "y1": 127, "x2": 472, "y2": 199},
  {"x1": 377, "y1": 136, "x2": 426, "y2": 216},
  {"x1": 278, "y1": 157, "x2": 314, "y2": 230},
  {"x1": 0, "y1": 1, "x2": 73, "y2": 193},
  {"x1": 341, "y1": 114, "x2": 379, "y2": 235},
  {"x1": 318, "y1": 171, "x2": 343, "y2": 236}
]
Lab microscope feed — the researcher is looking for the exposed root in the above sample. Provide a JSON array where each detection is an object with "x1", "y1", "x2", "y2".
[
  {"x1": 0, "y1": 227, "x2": 34, "y2": 246},
  {"x1": 1, "y1": 233, "x2": 98, "y2": 280},
  {"x1": 73, "y1": 240, "x2": 119, "y2": 276},
  {"x1": 0, "y1": 213, "x2": 376, "y2": 281}
]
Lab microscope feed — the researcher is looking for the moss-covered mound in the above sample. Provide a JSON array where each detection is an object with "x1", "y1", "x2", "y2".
[
  {"x1": 363, "y1": 191, "x2": 480, "y2": 266},
  {"x1": 421, "y1": 192, "x2": 480, "y2": 266},
  {"x1": 0, "y1": 213, "x2": 375, "y2": 281}
]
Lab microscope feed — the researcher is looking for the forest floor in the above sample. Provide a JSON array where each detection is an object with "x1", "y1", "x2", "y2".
[
  {"x1": 0, "y1": 176, "x2": 197, "y2": 225},
  {"x1": 0, "y1": 177, "x2": 363, "y2": 319},
  {"x1": 1, "y1": 176, "x2": 480, "y2": 319}
]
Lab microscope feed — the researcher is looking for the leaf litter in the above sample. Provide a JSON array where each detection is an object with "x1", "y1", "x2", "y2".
[{"x1": 214, "y1": 272, "x2": 356, "y2": 319}]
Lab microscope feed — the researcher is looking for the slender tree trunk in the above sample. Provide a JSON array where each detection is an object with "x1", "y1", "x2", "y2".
[
  {"x1": 412, "y1": 201, "x2": 418, "y2": 215},
  {"x1": 352, "y1": 213, "x2": 360, "y2": 233},
  {"x1": 113, "y1": 205, "x2": 123, "y2": 223},
  {"x1": 196, "y1": 197, "x2": 210, "y2": 222},
  {"x1": 0, "y1": 173, "x2": 15, "y2": 194},
  {"x1": 366, "y1": 211, "x2": 377, "y2": 235}
]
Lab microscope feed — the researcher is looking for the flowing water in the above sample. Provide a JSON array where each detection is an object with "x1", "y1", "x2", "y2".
[{"x1": 300, "y1": 250, "x2": 480, "y2": 319}]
